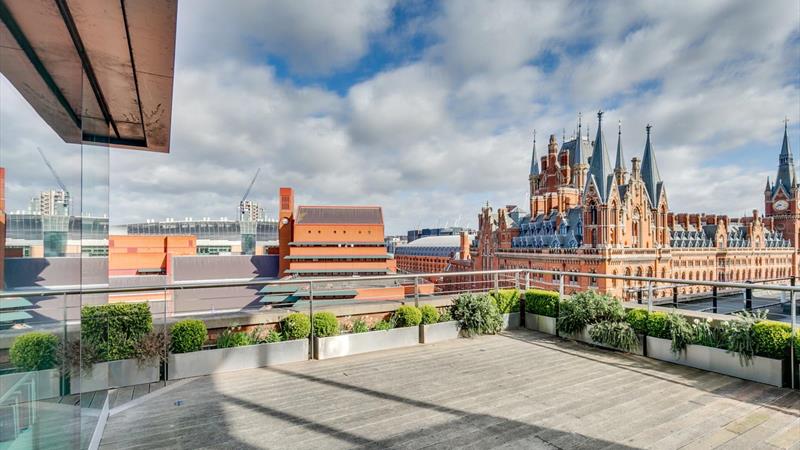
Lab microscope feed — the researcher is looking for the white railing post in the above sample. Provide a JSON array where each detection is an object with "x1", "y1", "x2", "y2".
[
  {"x1": 414, "y1": 276, "x2": 420, "y2": 307},
  {"x1": 791, "y1": 289, "x2": 796, "y2": 390},
  {"x1": 525, "y1": 272, "x2": 530, "y2": 290},
  {"x1": 647, "y1": 281, "x2": 653, "y2": 313},
  {"x1": 493, "y1": 272, "x2": 499, "y2": 293},
  {"x1": 308, "y1": 281, "x2": 314, "y2": 360},
  {"x1": 558, "y1": 275, "x2": 564, "y2": 301}
]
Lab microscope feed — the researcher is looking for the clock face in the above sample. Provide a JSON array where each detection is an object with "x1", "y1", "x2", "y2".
[{"x1": 774, "y1": 200, "x2": 789, "y2": 211}]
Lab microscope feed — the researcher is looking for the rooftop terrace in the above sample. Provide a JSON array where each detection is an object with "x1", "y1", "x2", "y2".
[{"x1": 99, "y1": 329, "x2": 800, "y2": 449}]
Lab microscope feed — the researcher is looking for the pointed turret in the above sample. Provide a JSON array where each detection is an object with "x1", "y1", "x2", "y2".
[
  {"x1": 641, "y1": 123, "x2": 662, "y2": 207},
  {"x1": 572, "y1": 113, "x2": 588, "y2": 165},
  {"x1": 774, "y1": 118, "x2": 795, "y2": 196},
  {"x1": 614, "y1": 120, "x2": 627, "y2": 185},
  {"x1": 529, "y1": 130, "x2": 539, "y2": 176},
  {"x1": 765, "y1": 177, "x2": 772, "y2": 193},
  {"x1": 586, "y1": 110, "x2": 614, "y2": 202}
]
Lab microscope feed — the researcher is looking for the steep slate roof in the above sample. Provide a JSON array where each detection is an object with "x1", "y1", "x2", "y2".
[
  {"x1": 774, "y1": 121, "x2": 796, "y2": 196},
  {"x1": 530, "y1": 132, "x2": 540, "y2": 176},
  {"x1": 295, "y1": 206, "x2": 383, "y2": 224},
  {"x1": 641, "y1": 124, "x2": 662, "y2": 207},
  {"x1": 585, "y1": 111, "x2": 614, "y2": 202}
]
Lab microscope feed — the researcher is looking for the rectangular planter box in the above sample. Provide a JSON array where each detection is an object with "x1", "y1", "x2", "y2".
[
  {"x1": 419, "y1": 321, "x2": 461, "y2": 344},
  {"x1": 646, "y1": 337, "x2": 783, "y2": 387},
  {"x1": 168, "y1": 339, "x2": 309, "y2": 380},
  {"x1": 0, "y1": 369, "x2": 61, "y2": 402},
  {"x1": 71, "y1": 359, "x2": 160, "y2": 393},
  {"x1": 501, "y1": 312, "x2": 521, "y2": 330},
  {"x1": 565, "y1": 325, "x2": 644, "y2": 356},
  {"x1": 315, "y1": 326, "x2": 419, "y2": 360},
  {"x1": 524, "y1": 313, "x2": 556, "y2": 335}
]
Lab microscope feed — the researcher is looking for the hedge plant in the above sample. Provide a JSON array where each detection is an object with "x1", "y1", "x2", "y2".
[
  {"x1": 313, "y1": 312, "x2": 340, "y2": 337},
  {"x1": 451, "y1": 293, "x2": 502, "y2": 337},
  {"x1": 394, "y1": 305, "x2": 422, "y2": 327},
  {"x1": 489, "y1": 289, "x2": 520, "y2": 314},
  {"x1": 419, "y1": 305, "x2": 440, "y2": 325},
  {"x1": 170, "y1": 319, "x2": 207, "y2": 353},
  {"x1": 282, "y1": 313, "x2": 311, "y2": 340},
  {"x1": 625, "y1": 309, "x2": 649, "y2": 335},
  {"x1": 557, "y1": 291, "x2": 623, "y2": 335},
  {"x1": 9, "y1": 332, "x2": 60, "y2": 371},
  {"x1": 82, "y1": 302, "x2": 153, "y2": 361},
  {"x1": 752, "y1": 320, "x2": 791, "y2": 360},
  {"x1": 646, "y1": 312, "x2": 670, "y2": 339},
  {"x1": 524, "y1": 289, "x2": 559, "y2": 317}
]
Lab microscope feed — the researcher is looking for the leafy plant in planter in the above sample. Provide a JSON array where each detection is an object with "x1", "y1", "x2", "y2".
[
  {"x1": 350, "y1": 318, "x2": 369, "y2": 334},
  {"x1": 557, "y1": 291, "x2": 623, "y2": 335},
  {"x1": 589, "y1": 321, "x2": 639, "y2": 352},
  {"x1": 624, "y1": 309, "x2": 649, "y2": 335},
  {"x1": 134, "y1": 331, "x2": 169, "y2": 365},
  {"x1": 722, "y1": 310, "x2": 766, "y2": 365},
  {"x1": 312, "y1": 312, "x2": 340, "y2": 337},
  {"x1": 665, "y1": 313, "x2": 694, "y2": 354},
  {"x1": 170, "y1": 319, "x2": 207, "y2": 353},
  {"x1": 81, "y1": 302, "x2": 153, "y2": 361},
  {"x1": 438, "y1": 309, "x2": 452, "y2": 323},
  {"x1": 646, "y1": 312, "x2": 670, "y2": 339},
  {"x1": 282, "y1": 313, "x2": 311, "y2": 340},
  {"x1": 217, "y1": 327, "x2": 253, "y2": 348},
  {"x1": 752, "y1": 321, "x2": 791, "y2": 359},
  {"x1": 9, "y1": 332, "x2": 60, "y2": 371},
  {"x1": 489, "y1": 289, "x2": 520, "y2": 314},
  {"x1": 247, "y1": 326, "x2": 283, "y2": 344},
  {"x1": 59, "y1": 339, "x2": 100, "y2": 376},
  {"x1": 373, "y1": 320, "x2": 393, "y2": 331},
  {"x1": 525, "y1": 290, "x2": 559, "y2": 317},
  {"x1": 394, "y1": 305, "x2": 422, "y2": 327},
  {"x1": 451, "y1": 293, "x2": 502, "y2": 337},
  {"x1": 419, "y1": 305, "x2": 440, "y2": 325},
  {"x1": 691, "y1": 317, "x2": 722, "y2": 348}
]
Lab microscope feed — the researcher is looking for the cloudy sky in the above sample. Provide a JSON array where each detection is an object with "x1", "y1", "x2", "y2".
[{"x1": 2, "y1": 0, "x2": 799, "y2": 234}]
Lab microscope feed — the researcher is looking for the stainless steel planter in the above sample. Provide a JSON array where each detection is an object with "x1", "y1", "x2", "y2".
[
  {"x1": 565, "y1": 324, "x2": 644, "y2": 356},
  {"x1": 168, "y1": 339, "x2": 309, "y2": 380},
  {"x1": 419, "y1": 321, "x2": 461, "y2": 344},
  {"x1": 501, "y1": 312, "x2": 521, "y2": 330},
  {"x1": 646, "y1": 337, "x2": 783, "y2": 387},
  {"x1": 314, "y1": 326, "x2": 419, "y2": 360},
  {"x1": 524, "y1": 313, "x2": 556, "y2": 335},
  {"x1": 71, "y1": 359, "x2": 160, "y2": 393},
  {"x1": 0, "y1": 369, "x2": 61, "y2": 401}
]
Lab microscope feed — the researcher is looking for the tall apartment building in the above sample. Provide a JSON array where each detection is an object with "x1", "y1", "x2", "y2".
[
  {"x1": 239, "y1": 200, "x2": 264, "y2": 222},
  {"x1": 30, "y1": 189, "x2": 70, "y2": 216},
  {"x1": 471, "y1": 112, "x2": 797, "y2": 299}
]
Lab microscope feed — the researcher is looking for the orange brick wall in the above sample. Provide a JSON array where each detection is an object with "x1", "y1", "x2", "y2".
[{"x1": 109, "y1": 235, "x2": 196, "y2": 276}]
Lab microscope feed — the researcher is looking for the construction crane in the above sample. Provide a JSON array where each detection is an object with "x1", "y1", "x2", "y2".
[
  {"x1": 36, "y1": 147, "x2": 68, "y2": 193},
  {"x1": 240, "y1": 168, "x2": 261, "y2": 203}
]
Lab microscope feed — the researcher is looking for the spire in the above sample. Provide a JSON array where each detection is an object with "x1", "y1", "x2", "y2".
[
  {"x1": 586, "y1": 110, "x2": 614, "y2": 202},
  {"x1": 614, "y1": 120, "x2": 626, "y2": 172},
  {"x1": 775, "y1": 117, "x2": 795, "y2": 194},
  {"x1": 765, "y1": 176, "x2": 772, "y2": 192},
  {"x1": 641, "y1": 123, "x2": 662, "y2": 206},
  {"x1": 529, "y1": 130, "x2": 539, "y2": 176},
  {"x1": 571, "y1": 112, "x2": 588, "y2": 166}
]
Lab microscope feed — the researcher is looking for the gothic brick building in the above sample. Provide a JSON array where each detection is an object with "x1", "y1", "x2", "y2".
[{"x1": 472, "y1": 112, "x2": 798, "y2": 299}]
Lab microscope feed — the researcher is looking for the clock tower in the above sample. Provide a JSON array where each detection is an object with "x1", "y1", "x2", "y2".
[{"x1": 765, "y1": 119, "x2": 799, "y2": 246}]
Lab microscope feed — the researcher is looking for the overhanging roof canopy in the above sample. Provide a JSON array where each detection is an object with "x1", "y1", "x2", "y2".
[{"x1": 0, "y1": 0, "x2": 177, "y2": 153}]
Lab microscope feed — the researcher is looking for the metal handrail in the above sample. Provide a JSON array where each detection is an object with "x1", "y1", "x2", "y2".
[{"x1": 2, "y1": 268, "x2": 800, "y2": 299}]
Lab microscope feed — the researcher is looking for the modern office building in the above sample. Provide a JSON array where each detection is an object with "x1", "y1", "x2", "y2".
[
  {"x1": 407, "y1": 226, "x2": 474, "y2": 243},
  {"x1": 471, "y1": 112, "x2": 797, "y2": 299},
  {"x1": 395, "y1": 232, "x2": 472, "y2": 274}
]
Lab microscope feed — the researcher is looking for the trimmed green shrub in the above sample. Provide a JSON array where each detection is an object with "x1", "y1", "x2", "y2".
[
  {"x1": 351, "y1": 318, "x2": 369, "y2": 333},
  {"x1": 557, "y1": 291, "x2": 623, "y2": 335},
  {"x1": 753, "y1": 321, "x2": 791, "y2": 359},
  {"x1": 525, "y1": 289, "x2": 559, "y2": 317},
  {"x1": 419, "y1": 305, "x2": 440, "y2": 325},
  {"x1": 489, "y1": 289, "x2": 520, "y2": 313},
  {"x1": 373, "y1": 320, "x2": 393, "y2": 331},
  {"x1": 625, "y1": 309, "x2": 649, "y2": 335},
  {"x1": 9, "y1": 332, "x2": 60, "y2": 371},
  {"x1": 313, "y1": 312, "x2": 340, "y2": 337},
  {"x1": 646, "y1": 312, "x2": 670, "y2": 339},
  {"x1": 170, "y1": 319, "x2": 207, "y2": 353},
  {"x1": 589, "y1": 321, "x2": 639, "y2": 353},
  {"x1": 394, "y1": 305, "x2": 422, "y2": 327},
  {"x1": 282, "y1": 313, "x2": 311, "y2": 340},
  {"x1": 451, "y1": 293, "x2": 502, "y2": 337},
  {"x1": 217, "y1": 328, "x2": 253, "y2": 348},
  {"x1": 82, "y1": 303, "x2": 153, "y2": 361}
]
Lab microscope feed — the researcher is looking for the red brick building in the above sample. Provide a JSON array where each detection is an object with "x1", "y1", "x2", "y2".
[
  {"x1": 472, "y1": 112, "x2": 798, "y2": 299},
  {"x1": 395, "y1": 232, "x2": 472, "y2": 274}
]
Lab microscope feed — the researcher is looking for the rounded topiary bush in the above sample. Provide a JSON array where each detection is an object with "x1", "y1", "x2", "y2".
[
  {"x1": 282, "y1": 313, "x2": 311, "y2": 340},
  {"x1": 313, "y1": 312, "x2": 340, "y2": 337},
  {"x1": 170, "y1": 319, "x2": 207, "y2": 353},
  {"x1": 753, "y1": 321, "x2": 791, "y2": 359},
  {"x1": 489, "y1": 289, "x2": 520, "y2": 314},
  {"x1": 419, "y1": 305, "x2": 440, "y2": 325},
  {"x1": 451, "y1": 293, "x2": 502, "y2": 337},
  {"x1": 394, "y1": 305, "x2": 422, "y2": 327},
  {"x1": 625, "y1": 308, "x2": 649, "y2": 335},
  {"x1": 646, "y1": 312, "x2": 670, "y2": 339},
  {"x1": 10, "y1": 332, "x2": 60, "y2": 371},
  {"x1": 524, "y1": 289, "x2": 559, "y2": 317}
]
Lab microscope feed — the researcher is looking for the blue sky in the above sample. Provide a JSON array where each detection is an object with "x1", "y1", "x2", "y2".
[{"x1": 2, "y1": 0, "x2": 799, "y2": 234}]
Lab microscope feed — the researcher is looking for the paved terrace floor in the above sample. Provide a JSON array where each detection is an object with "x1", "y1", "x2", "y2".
[{"x1": 100, "y1": 330, "x2": 800, "y2": 450}]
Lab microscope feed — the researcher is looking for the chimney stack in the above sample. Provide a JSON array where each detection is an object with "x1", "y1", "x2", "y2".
[{"x1": 460, "y1": 231, "x2": 471, "y2": 260}]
